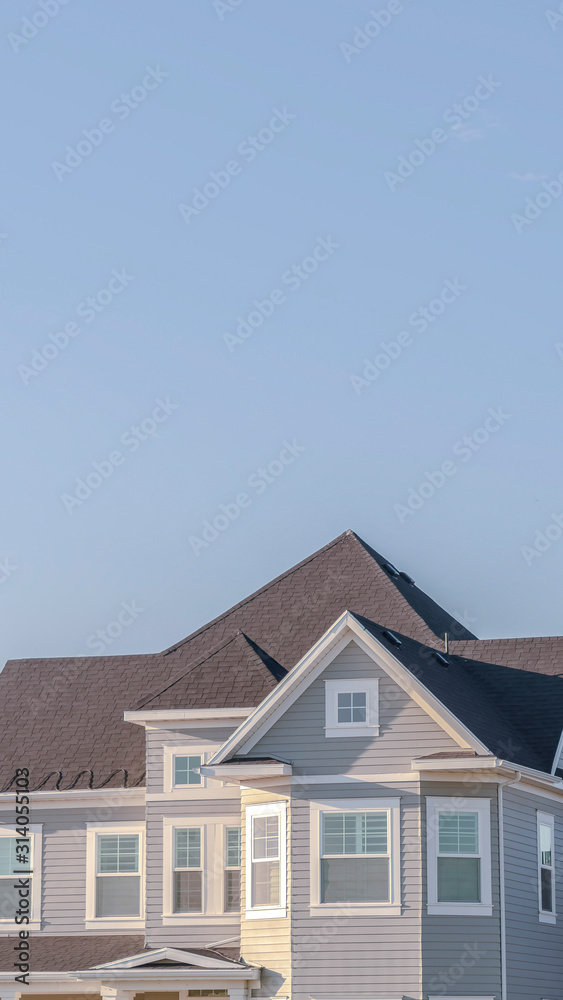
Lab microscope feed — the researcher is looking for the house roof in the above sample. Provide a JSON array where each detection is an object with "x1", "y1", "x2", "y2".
[
  {"x1": 451, "y1": 636, "x2": 563, "y2": 675},
  {"x1": 0, "y1": 530, "x2": 474, "y2": 790},
  {"x1": 0, "y1": 935, "x2": 146, "y2": 972}
]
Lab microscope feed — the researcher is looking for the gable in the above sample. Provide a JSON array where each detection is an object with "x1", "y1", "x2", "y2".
[{"x1": 250, "y1": 640, "x2": 463, "y2": 771}]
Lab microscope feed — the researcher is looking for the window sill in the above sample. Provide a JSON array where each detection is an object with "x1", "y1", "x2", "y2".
[
  {"x1": 310, "y1": 903, "x2": 401, "y2": 917},
  {"x1": 0, "y1": 922, "x2": 40, "y2": 933},
  {"x1": 539, "y1": 911, "x2": 556, "y2": 924},
  {"x1": 324, "y1": 725, "x2": 380, "y2": 739},
  {"x1": 245, "y1": 906, "x2": 287, "y2": 920},
  {"x1": 162, "y1": 913, "x2": 239, "y2": 925},
  {"x1": 85, "y1": 918, "x2": 145, "y2": 931},
  {"x1": 427, "y1": 903, "x2": 493, "y2": 917}
]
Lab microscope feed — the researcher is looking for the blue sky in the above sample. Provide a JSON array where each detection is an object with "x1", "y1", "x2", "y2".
[{"x1": 1, "y1": 0, "x2": 563, "y2": 664}]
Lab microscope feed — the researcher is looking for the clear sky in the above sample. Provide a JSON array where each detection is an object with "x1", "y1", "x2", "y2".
[{"x1": 2, "y1": 0, "x2": 562, "y2": 666}]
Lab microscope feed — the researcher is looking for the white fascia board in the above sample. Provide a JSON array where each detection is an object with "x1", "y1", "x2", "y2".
[
  {"x1": 0, "y1": 788, "x2": 145, "y2": 808},
  {"x1": 412, "y1": 756, "x2": 500, "y2": 771},
  {"x1": 201, "y1": 763, "x2": 292, "y2": 780},
  {"x1": 75, "y1": 969, "x2": 258, "y2": 983},
  {"x1": 93, "y1": 947, "x2": 241, "y2": 971},
  {"x1": 212, "y1": 611, "x2": 491, "y2": 763},
  {"x1": 124, "y1": 708, "x2": 253, "y2": 727}
]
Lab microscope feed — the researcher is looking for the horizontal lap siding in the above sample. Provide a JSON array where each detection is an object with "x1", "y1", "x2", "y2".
[
  {"x1": 146, "y1": 728, "x2": 236, "y2": 794},
  {"x1": 290, "y1": 782, "x2": 421, "y2": 1000},
  {"x1": 251, "y1": 641, "x2": 461, "y2": 772},
  {"x1": 421, "y1": 781, "x2": 501, "y2": 997},
  {"x1": 504, "y1": 786, "x2": 563, "y2": 999}
]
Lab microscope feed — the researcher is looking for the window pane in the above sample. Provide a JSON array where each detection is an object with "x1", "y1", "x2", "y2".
[
  {"x1": 98, "y1": 834, "x2": 139, "y2": 873},
  {"x1": 0, "y1": 877, "x2": 29, "y2": 920},
  {"x1": 174, "y1": 870, "x2": 202, "y2": 912},
  {"x1": 540, "y1": 823, "x2": 553, "y2": 867},
  {"x1": 541, "y1": 867, "x2": 553, "y2": 911},
  {"x1": 174, "y1": 756, "x2": 202, "y2": 786},
  {"x1": 322, "y1": 812, "x2": 387, "y2": 856},
  {"x1": 337, "y1": 691, "x2": 366, "y2": 724},
  {"x1": 252, "y1": 815, "x2": 279, "y2": 860},
  {"x1": 226, "y1": 827, "x2": 241, "y2": 868},
  {"x1": 224, "y1": 868, "x2": 241, "y2": 912},
  {"x1": 96, "y1": 874, "x2": 140, "y2": 916},
  {"x1": 438, "y1": 812, "x2": 479, "y2": 855},
  {"x1": 437, "y1": 857, "x2": 480, "y2": 902},
  {"x1": 0, "y1": 838, "x2": 25, "y2": 876},
  {"x1": 321, "y1": 857, "x2": 389, "y2": 903},
  {"x1": 175, "y1": 828, "x2": 201, "y2": 869},
  {"x1": 252, "y1": 859, "x2": 280, "y2": 906}
]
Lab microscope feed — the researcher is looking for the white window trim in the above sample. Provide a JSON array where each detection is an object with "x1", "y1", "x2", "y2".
[
  {"x1": 0, "y1": 824, "x2": 42, "y2": 932},
  {"x1": 163, "y1": 745, "x2": 220, "y2": 796},
  {"x1": 324, "y1": 678, "x2": 379, "y2": 738},
  {"x1": 85, "y1": 822, "x2": 145, "y2": 930},
  {"x1": 162, "y1": 817, "x2": 241, "y2": 924},
  {"x1": 426, "y1": 796, "x2": 492, "y2": 917},
  {"x1": 537, "y1": 811, "x2": 556, "y2": 924},
  {"x1": 245, "y1": 801, "x2": 287, "y2": 919},
  {"x1": 309, "y1": 798, "x2": 401, "y2": 917}
]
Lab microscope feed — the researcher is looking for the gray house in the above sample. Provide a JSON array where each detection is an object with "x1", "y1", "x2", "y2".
[{"x1": 1, "y1": 530, "x2": 563, "y2": 1000}]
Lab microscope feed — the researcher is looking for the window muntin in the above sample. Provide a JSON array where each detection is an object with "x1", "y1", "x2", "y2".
[
  {"x1": 95, "y1": 833, "x2": 141, "y2": 917},
  {"x1": 437, "y1": 811, "x2": 480, "y2": 903},
  {"x1": 174, "y1": 755, "x2": 202, "y2": 786},
  {"x1": 251, "y1": 814, "x2": 280, "y2": 907},
  {"x1": 0, "y1": 836, "x2": 32, "y2": 920},
  {"x1": 224, "y1": 827, "x2": 241, "y2": 913},
  {"x1": 337, "y1": 691, "x2": 366, "y2": 724},
  {"x1": 324, "y1": 678, "x2": 379, "y2": 737},
  {"x1": 173, "y1": 828, "x2": 202, "y2": 912},
  {"x1": 538, "y1": 813, "x2": 555, "y2": 917},
  {"x1": 320, "y1": 811, "x2": 389, "y2": 903}
]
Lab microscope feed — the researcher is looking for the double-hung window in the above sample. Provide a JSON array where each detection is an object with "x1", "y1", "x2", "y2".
[
  {"x1": 538, "y1": 812, "x2": 556, "y2": 923},
  {"x1": 426, "y1": 797, "x2": 492, "y2": 916},
  {"x1": 224, "y1": 827, "x2": 241, "y2": 913},
  {"x1": 86, "y1": 824, "x2": 144, "y2": 928},
  {"x1": 0, "y1": 825, "x2": 42, "y2": 929},
  {"x1": 245, "y1": 801, "x2": 286, "y2": 918},
  {"x1": 310, "y1": 799, "x2": 401, "y2": 915},
  {"x1": 173, "y1": 828, "x2": 203, "y2": 912}
]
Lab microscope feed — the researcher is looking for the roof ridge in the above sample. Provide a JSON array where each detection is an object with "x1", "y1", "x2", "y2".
[{"x1": 161, "y1": 530, "x2": 354, "y2": 656}]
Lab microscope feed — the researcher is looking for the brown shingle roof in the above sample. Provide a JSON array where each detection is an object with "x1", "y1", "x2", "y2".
[
  {"x1": 451, "y1": 636, "x2": 563, "y2": 675},
  {"x1": 0, "y1": 935, "x2": 145, "y2": 971}
]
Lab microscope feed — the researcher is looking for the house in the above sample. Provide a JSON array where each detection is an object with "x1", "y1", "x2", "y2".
[{"x1": 1, "y1": 528, "x2": 563, "y2": 1000}]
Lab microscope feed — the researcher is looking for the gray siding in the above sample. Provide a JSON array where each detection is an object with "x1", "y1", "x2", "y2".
[
  {"x1": 146, "y1": 726, "x2": 236, "y2": 793},
  {"x1": 251, "y1": 641, "x2": 461, "y2": 773},
  {"x1": 421, "y1": 780, "x2": 501, "y2": 998},
  {"x1": 504, "y1": 785, "x2": 563, "y2": 1000}
]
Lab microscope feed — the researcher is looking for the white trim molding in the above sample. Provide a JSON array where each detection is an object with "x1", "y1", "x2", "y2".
[
  {"x1": 426, "y1": 796, "x2": 492, "y2": 917},
  {"x1": 324, "y1": 677, "x2": 379, "y2": 738},
  {"x1": 309, "y1": 797, "x2": 401, "y2": 917},
  {"x1": 0, "y1": 823, "x2": 42, "y2": 932},
  {"x1": 245, "y1": 800, "x2": 287, "y2": 919},
  {"x1": 163, "y1": 744, "x2": 222, "y2": 796},
  {"x1": 85, "y1": 821, "x2": 145, "y2": 930}
]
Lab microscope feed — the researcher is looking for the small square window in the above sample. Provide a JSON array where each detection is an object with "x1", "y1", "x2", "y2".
[
  {"x1": 337, "y1": 691, "x2": 367, "y2": 723},
  {"x1": 325, "y1": 679, "x2": 379, "y2": 738},
  {"x1": 174, "y1": 755, "x2": 202, "y2": 786}
]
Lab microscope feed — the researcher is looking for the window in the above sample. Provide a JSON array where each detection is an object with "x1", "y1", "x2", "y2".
[
  {"x1": 224, "y1": 827, "x2": 241, "y2": 913},
  {"x1": 426, "y1": 797, "x2": 492, "y2": 916},
  {"x1": 538, "y1": 812, "x2": 556, "y2": 923},
  {"x1": 310, "y1": 798, "x2": 401, "y2": 916},
  {"x1": 86, "y1": 823, "x2": 144, "y2": 928},
  {"x1": 173, "y1": 828, "x2": 202, "y2": 912},
  {"x1": 324, "y1": 678, "x2": 379, "y2": 738},
  {"x1": 0, "y1": 826, "x2": 42, "y2": 929},
  {"x1": 174, "y1": 755, "x2": 202, "y2": 786},
  {"x1": 96, "y1": 833, "x2": 141, "y2": 917},
  {"x1": 245, "y1": 801, "x2": 287, "y2": 919}
]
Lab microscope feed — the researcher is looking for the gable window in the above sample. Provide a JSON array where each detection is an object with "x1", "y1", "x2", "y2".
[
  {"x1": 538, "y1": 812, "x2": 556, "y2": 923},
  {"x1": 86, "y1": 823, "x2": 144, "y2": 929},
  {"x1": 324, "y1": 679, "x2": 379, "y2": 738},
  {"x1": 245, "y1": 801, "x2": 287, "y2": 919},
  {"x1": 173, "y1": 828, "x2": 203, "y2": 912},
  {"x1": 224, "y1": 827, "x2": 241, "y2": 912},
  {"x1": 426, "y1": 797, "x2": 492, "y2": 916},
  {"x1": 174, "y1": 755, "x2": 202, "y2": 786},
  {"x1": 310, "y1": 798, "x2": 401, "y2": 916},
  {"x1": 0, "y1": 826, "x2": 42, "y2": 930}
]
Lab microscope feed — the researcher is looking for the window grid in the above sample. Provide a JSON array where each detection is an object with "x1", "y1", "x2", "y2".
[
  {"x1": 337, "y1": 691, "x2": 367, "y2": 724},
  {"x1": 0, "y1": 836, "x2": 33, "y2": 923},
  {"x1": 251, "y1": 813, "x2": 281, "y2": 907},
  {"x1": 320, "y1": 810, "x2": 390, "y2": 904},
  {"x1": 173, "y1": 755, "x2": 202, "y2": 786},
  {"x1": 173, "y1": 827, "x2": 203, "y2": 913},
  {"x1": 436, "y1": 810, "x2": 481, "y2": 904},
  {"x1": 224, "y1": 827, "x2": 241, "y2": 913},
  {"x1": 538, "y1": 813, "x2": 555, "y2": 916}
]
